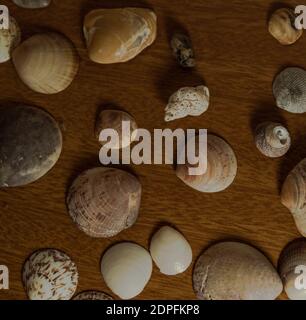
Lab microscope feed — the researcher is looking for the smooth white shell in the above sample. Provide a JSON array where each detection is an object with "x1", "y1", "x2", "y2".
[
  {"x1": 150, "y1": 226, "x2": 192, "y2": 275},
  {"x1": 101, "y1": 243, "x2": 152, "y2": 300},
  {"x1": 0, "y1": 16, "x2": 20, "y2": 63}
]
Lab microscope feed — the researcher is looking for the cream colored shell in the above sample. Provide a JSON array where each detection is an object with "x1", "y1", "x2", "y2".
[
  {"x1": 0, "y1": 16, "x2": 20, "y2": 63},
  {"x1": 12, "y1": 32, "x2": 79, "y2": 94},
  {"x1": 165, "y1": 86, "x2": 210, "y2": 122},
  {"x1": 84, "y1": 8, "x2": 157, "y2": 64},
  {"x1": 23, "y1": 249, "x2": 78, "y2": 300},
  {"x1": 12, "y1": 0, "x2": 51, "y2": 8},
  {"x1": 73, "y1": 291, "x2": 113, "y2": 300},
  {"x1": 101, "y1": 243, "x2": 152, "y2": 300},
  {"x1": 193, "y1": 242, "x2": 283, "y2": 300}
]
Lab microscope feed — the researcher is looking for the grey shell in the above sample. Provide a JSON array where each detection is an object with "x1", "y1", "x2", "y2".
[
  {"x1": 12, "y1": 0, "x2": 51, "y2": 8},
  {"x1": 73, "y1": 291, "x2": 113, "y2": 300}
]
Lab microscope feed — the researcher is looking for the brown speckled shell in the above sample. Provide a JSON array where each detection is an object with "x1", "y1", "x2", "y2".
[
  {"x1": 73, "y1": 291, "x2": 113, "y2": 300},
  {"x1": 67, "y1": 167, "x2": 142, "y2": 238},
  {"x1": 171, "y1": 33, "x2": 195, "y2": 68}
]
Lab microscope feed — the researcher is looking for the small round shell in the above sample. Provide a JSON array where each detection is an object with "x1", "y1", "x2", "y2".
[
  {"x1": 150, "y1": 226, "x2": 192, "y2": 275},
  {"x1": 279, "y1": 239, "x2": 306, "y2": 300},
  {"x1": 73, "y1": 291, "x2": 113, "y2": 300},
  {"x1": 23, "y1": 249, "x2": 78, "y2": 300},
  {"x1": 193, "y1": 242, "x2": 283, "y2": 300},
  {"x1": 255, "y1": 122, "x2": 291, "y2": 158},
  {"x1": 165, "y1": 86, "x2": 210, "y2": 122},
  {"x1": 12, "y1": 32, "x2": 79, "y2": 94},
  {"x1": 273, "y1": 67, "x2": 306, "y2": 114},
  {"x1": 0, "y1": 16, "x2": 21, "y2": 63},
  {"x1": 101, "y1": 243, "x2": 152, "y2": 300},
  {"x1": 268, "y1": 8, "x2": 302, "y2": 45},
  {"x1": 95, "y1": 110, "x2": 138, "y2": 149},
  {"x1": 12, "y1": 0, "x2": 51, "y2": 8},
  {"x1": 67, "y1": 167, "x2": 142, "y2": 238},
  {"x1": 171, "y1": 33, "x2": 195, "y2": 68}
]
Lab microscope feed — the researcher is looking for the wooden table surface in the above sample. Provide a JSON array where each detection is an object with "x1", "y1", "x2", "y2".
[{"x1": 0, "y1": 0, "x2": 304, "y2": 300}]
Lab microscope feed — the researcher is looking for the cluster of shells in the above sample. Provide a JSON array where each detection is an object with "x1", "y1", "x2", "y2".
[{"x1": 1, "y1": 2, "x2": 306, "y2": 300}]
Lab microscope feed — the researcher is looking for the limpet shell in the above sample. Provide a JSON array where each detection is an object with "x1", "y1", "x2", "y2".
[
  {"x1": 73, "y1": 291, "x2": 113, "y2": 300},
  {"x1": 101, "y1": 243, "x2": 152, "y2": 300},
  {"x1": 23, "y1": 249, "x2": 78, "y2": 300},
  {"x1": 12, "y1": 0, "x2": 51, "y2": 8},
  {"x1": 67, "y1": 167, "x2": 142, "y2": 238},
  {"x1": 193, "y1": 242, "x2": 283, "y2": 300},
  {"x1": 12, "y1": 32, "x2": 79, "y2": 94},
  {"x1": 171, "y1": 33, "x2": 195, "y2": 68}
]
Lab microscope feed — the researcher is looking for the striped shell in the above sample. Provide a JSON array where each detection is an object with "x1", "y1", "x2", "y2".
[
  {"x1": 73, "y1": 291, "x2": 113, "y2": 300},
  {"x1": 12, "y1": 0, "x2": 51, "y2": 8},
  {"x1": 23, "y1": 249, "x2": 78, "y2": 300}
]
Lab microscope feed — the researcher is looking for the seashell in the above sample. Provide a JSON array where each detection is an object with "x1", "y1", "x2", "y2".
[
  {"x1": 23, "y1": 249, "x2": 78, "y2": 300},
  {"x1": 12, "y1": 32, "x2": 79, "y2": 94},
  {"x1": 171, "y1": 33, "x2": 195, "y2": 68},
  {"x1": 268, "y1": 8, "x2": 302, "y2": 45},
  {"x1": 83, "y1": 8, "x2": 157, "y2": 64},
  {"x1": 73, "y1": 291, "x2": 113, "y2": 300},
  {"x1": 0, "y1": 104, "x2": 62, "y2": 187},
  {"x1": 95, "y1": 109, "x2": 138, "y2": 149},
  {"x1": 150, "y1": 226, "x2": 192, "y2": 275},
  {"x1": 273, "y1": 67, "x2": 306, "y2": 114},
  {"x1": 101, "y1": 242, "x2": 152, "y2": 300},
  {"x1": 193, "y1": 242, "x2": 283, "y2": 300},
  {"x1": 0, "y1": 16, "x2": 20, "y2": 63},
  {"x1": 279, "y1": 239, "x2": 306, "y2": 300},
  {"x1": 12, "y1": 0, "x2": 51, "y2": 8},
  {"x1": 281, "y1": 159, "x2": 306, "y2": 237},
  {"x1": 255, "y1": 122, "x2": 291, "y2": 158},
  {"x1": 176, "y1": 134, "x2": 237, "y2": 193},
  {"x1": 165, "y1": 86, "x2": 210, "y2": 122},
  {"x1": 67, "y1": 167, "x2": 142, "y2": 238}
]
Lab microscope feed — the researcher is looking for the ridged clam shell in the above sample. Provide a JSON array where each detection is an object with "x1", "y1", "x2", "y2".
[
  {"x1": 273, "y1": 67, "x2": 306, "y2": 114},
  {"x1": 73, "y1": 291, "x2": 113, "y2": 300},
  {"x1": 23, "y1": 249, "x2": 78, "y2": 300},
  {"x1": 279, "y1": 239, "x2": 306, "y2": 300},
  {"x1": 0, "y1": 16, "x2": 20, "y2": 63},
  {"x1": 67, "y1": 167, "x2": 142, "y2": 238},
  {"x1": 176, "y1": 134, "x2": 237, "y2": 193},
  {"x1": 12, "y1": 32, "x2": 79, "y2": 94},
  {"x1": 12, "y1": 0, "x2": 51, "y2": 8},
  {"x1": 255, "y1": 122, "x2": 291, "y2": 158},
  {"x1": 193, "y1": 242, "x2": 283, "y2": 300}
]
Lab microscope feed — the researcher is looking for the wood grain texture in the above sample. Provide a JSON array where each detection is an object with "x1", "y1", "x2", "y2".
[{"x1": 0, "y1": 0, "x2": 304, "y2": 300}]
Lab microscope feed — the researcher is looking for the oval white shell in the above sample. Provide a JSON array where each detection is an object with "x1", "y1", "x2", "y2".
[
  {"x1": 23, "y1": 249, "x2": 78, "y2": 300},
  {"x1": 101, "y1": 243, "x2": 152, "y2": 300},
  {"x1": 12, "y1": 0, "x2": 51, "y2": 8},
  {"x1": 150, "y1": 226, "x2": 192, "y2": 275},
  {"x1": 73, "y1": 291, "x2": 113, "y2": 300},
  {"x1": 0, "y1": 16, "x2": 20, "y2": 63}
]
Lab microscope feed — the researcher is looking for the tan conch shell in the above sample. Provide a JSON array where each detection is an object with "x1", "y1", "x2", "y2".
[
  {"x1": 12, "y1": 32, "x2": 79, "y2": 94},
  {"x1": 67, "y1": 167, "x2": 142, "y2": 238},
  {"x1": 12, "y1": 0, "x2": 51, "y2": 8},
  {"x1": 95, "y1": 110, "x2": 138, "y2": 149},
  {"x1": 73, "y1": 291, "x2": 113, "y2": 300},
  {"x1": 0, "y1": 16, "x2": 20, "y2": 63},
  {"x1": 176, "y1": 134, "x2": 237, "y2": 193},
  {"x1": 281, "y1": 159, "x2": 306, "y2": 237},
  {"x1": 273, "y1": 67, "x2": 306, "y2": 114},
  {"x1": 193, "y1": 242, "x2": 283, "y2": 300},
  {"x1": 255, "y1": 122, "x2": 291, "y2": 158},
  {"x1": 165, "y1": 86, "x2": 210, "y2": 122},
  {"x1": 279, "y1": 239, "x2": 306, "y2": 300},
  {"x1": 268, "y1": 8, "x2": 302, "y2": 45},
  {"x1": 83, "y1": 8, "x2": 157, "y2": 64}
]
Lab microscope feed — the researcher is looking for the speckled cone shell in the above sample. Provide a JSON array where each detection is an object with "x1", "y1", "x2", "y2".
[
  {"x1": 67, "y1": 167, "x2": 142, "y2": 238},
  {"x1": 176, "y1": 134, "x2": 237, "y2": 193},
  {"x1": 83, "y1": 8, "x2": 157, "y2": 64},
  {"x1": 73, "y1": 291, "x2": 113, "y2": 300},
  {"x1": 279, "y1": 239, "x2": 306, "y2": 300},
  {"x1": 0, "y1": 16, "x2": 21, "y2": 63},
  {"x1": 273, "y1": 67, "x2": 306, "y2": 114},
  {"x1": 281, "y1": 159, "x2": 306, "y2": 237},
  {"x1": 23, "y1": 249, "x2": 78, "y2": 300},
  {"x1": 255, "y1": 122, "x2": 291, "y2": 158},
  {"x1": 193, "y1": 242, "x2": 283, "y2": 300},
  {"x1": 12, "y1": 0, "x2": 51, "y2": 8},
  {"x1": 12, "y1": 32, "x2": 79, "y2": 94},
  {"x1": 0, "y1": 104, "x2": 62, "y2": 187}
]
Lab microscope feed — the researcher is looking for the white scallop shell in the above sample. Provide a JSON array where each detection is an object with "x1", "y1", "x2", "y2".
[{"x1": 0, "y1": 16, "x2": 20, "y2": 63}]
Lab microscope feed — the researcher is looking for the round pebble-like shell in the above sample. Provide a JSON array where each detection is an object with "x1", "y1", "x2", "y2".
[
  {"x1": 67, "y1": 167, "x2": 142, "y2": 238},
  {"x1": 0, "y1": 104, "x2": 62, "y2": 187},
  {"x1": 273, "y1": 67, "x2": 306, "y2": 114},
  {"x1": 101, "y1": 242, "x2": 152, "y2": 300},
  {"x1": 279, "y1": 239, "x2": 306, "y2": 300},
  {"x1": 150, "y1": 226, "x2": 192, "y2": 275},
  {"x1": 12, "y1": 32, "x2": 79, "y2": 94},
  {"x1": 193, "y1": 242, "x2": 283, "y2": 300},
  {"x1": 73, "y1": 291, "x2": 113, "y2": 300},
  {"x1": 12, "y1": 0, "x2": 51, "y2": 8},
  {"x1": 23, "y1": 249, "x2": 78, "y2": 300}
]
